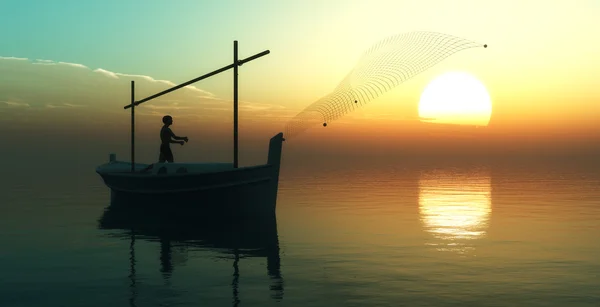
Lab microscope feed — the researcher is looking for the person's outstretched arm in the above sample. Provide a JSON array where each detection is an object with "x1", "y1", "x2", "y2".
[{"x1": 167, "y1": 128, "x2": 188, "y2": 144}]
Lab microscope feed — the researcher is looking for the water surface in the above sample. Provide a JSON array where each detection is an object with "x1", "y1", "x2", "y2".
[{"x1": 1, "y1": 160, "x2": 599, "y2": 306}]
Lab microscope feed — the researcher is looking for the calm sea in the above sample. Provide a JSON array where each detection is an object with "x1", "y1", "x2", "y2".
[{"x1": 1, "y1": 159, "x2": 599, "y2": 307}]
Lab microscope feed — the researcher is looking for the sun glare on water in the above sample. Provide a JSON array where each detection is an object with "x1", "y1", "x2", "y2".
[
  {"x1": 418, "y1": 71, "x2": 492, "y2": 126},
  {"x1": 419, "y1": 170, "x2": 492, "y2": 254}
]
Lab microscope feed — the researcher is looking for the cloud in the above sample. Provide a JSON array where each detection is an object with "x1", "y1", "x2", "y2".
[
  {"x1": 359, "y1": 113, "x2": 403, "y2": 120},
  {"x1": 45, "y1": 103, "x2": 87, "y2": 108},
  {"x1": 32, "y1": 59, "x2": 57, "y2": 65},
  {"x1": 113, "y1": 72, "x2": 213, "y2": 98},
  {"x1": 0, "y1": 56, "x2": 211, "y2": 99},
  {"x1": 94, "y1": 68, "x2": 119, "y2": 79},
  {"x1": 183, "y1": 85, "x2": 214, "y2": 97},
  {"x1": 145, "y1": 103, "x2": 192, "y2": 110},
  {"x1": 0, "y1": 55, "x2": 290, "y2": 128},
  {"x1": 239, "y1": 101, "x2": 287, "y2": 111},
  {"x1": 30, "y1": 60, "x2": 88, "y2": 69},
  {"x1": 63, "y1": 103, "x2": 86, "y2": 108},
  {"x1": 0, "y1": 55, "x2": 218, "y2": 105},
  {"x1": 58, "y1": 61, "x2": 88, "y2": 69},
  {"x1": 351, "y1": 114, "x2": 439, "y2": 121},
  {"x1": 45, "y1": 104, "x2": 64, "y2": 109},
  {"x1": 114, "y1": 72, "x2": 160, "y2": 83},
  {"x1": 0, "y1": 56, "x2": 27, "y2": 61},
  {"x1": 1, "y1": 100, "x2": 30, "y2": 108},
  {"x1": 90, "y1": 69, "x2": 214, "y2": 98},
  {"x1": 402, "y1": 115, "x2": 436, "y2": 121},
  {"x1": 202, "y1": 107, "x2": 231, "y2": 112}
]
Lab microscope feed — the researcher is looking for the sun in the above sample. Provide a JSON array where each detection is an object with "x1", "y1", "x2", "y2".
[{"x1": 418, "y1": 71, "x2": 492, "y2": 126}]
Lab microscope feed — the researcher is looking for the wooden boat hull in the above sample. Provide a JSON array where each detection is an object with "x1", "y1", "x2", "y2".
[{"x1": 96, "y1": 133, "x2": 284, "y2": 216}]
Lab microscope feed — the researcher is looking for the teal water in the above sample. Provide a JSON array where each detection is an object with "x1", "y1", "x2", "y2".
[{"x1": 1, "y1": 160, "x2": 599, "y2": 306}]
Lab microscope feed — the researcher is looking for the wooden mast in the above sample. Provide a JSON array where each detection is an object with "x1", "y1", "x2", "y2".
[
  {"x1": 130, "y1": 81, "x2": 135, "y2": 173},
  {"x1": 233, "y1": 41, "x2": 239, "y2": 168}
]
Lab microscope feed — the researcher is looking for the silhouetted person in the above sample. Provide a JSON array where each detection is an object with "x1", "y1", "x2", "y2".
[{"x1": 159, "y1": 115, "x2": 188, "y2": 163}]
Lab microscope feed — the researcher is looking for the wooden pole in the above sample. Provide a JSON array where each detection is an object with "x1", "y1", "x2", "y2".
[
  {"x1": 131, "y1": 81, "x2": 135, "y2": 173},
  {"x1": 124, "y1": 50, "x2": 269, "y2": 109},
  {"x1": 234, "y1": 41, "x2": 239, "y2": 169}
]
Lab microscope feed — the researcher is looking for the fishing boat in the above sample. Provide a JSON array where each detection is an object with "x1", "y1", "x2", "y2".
[{"x1": 95, "y1": 41, "x2": 284, "y2": 214}]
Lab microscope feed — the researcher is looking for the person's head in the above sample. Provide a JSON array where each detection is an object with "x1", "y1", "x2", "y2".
[{"x1": 162, "y1": 115, "x2": 173, "y2": 126}]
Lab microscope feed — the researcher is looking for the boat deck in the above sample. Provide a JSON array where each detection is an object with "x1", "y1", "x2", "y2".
[{"x1": 97, "y1": 161, "x2": 237, "y2": 175}]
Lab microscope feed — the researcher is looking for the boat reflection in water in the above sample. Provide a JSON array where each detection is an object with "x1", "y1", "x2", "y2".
[
  {"x1": 97, "y1": 194, "x2": 283, "y2": 306},
  {"x1": 418, "y1": 168, "x2": 492, "y2": 254}
]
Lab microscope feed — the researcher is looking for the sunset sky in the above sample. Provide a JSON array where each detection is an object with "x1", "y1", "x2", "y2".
[{"x1": 1, "y1": 0, "x2": 599, "y2": 167}]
